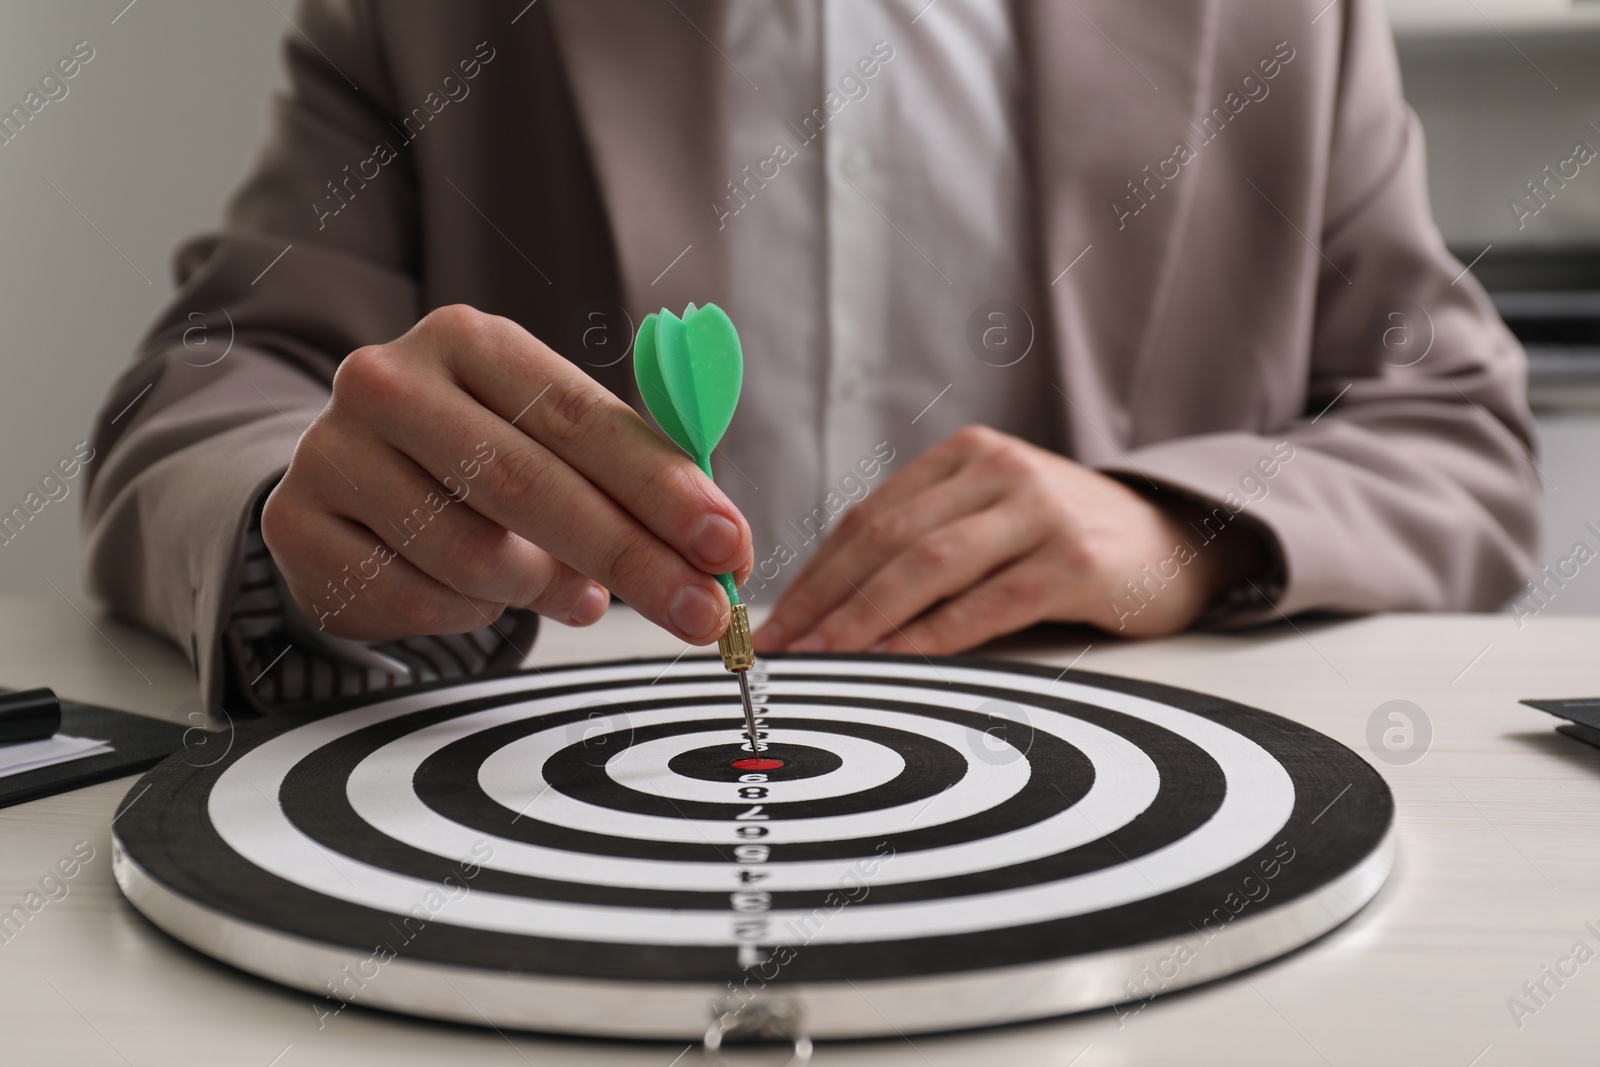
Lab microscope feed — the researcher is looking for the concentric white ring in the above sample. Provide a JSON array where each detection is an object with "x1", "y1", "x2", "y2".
[
  {"x1": 596, "y1": 729, "x2": 905, "y2": 804},
  {"x1": 205, "y1": 658, "x2": 1293, "y2": 942},
  {"x1": 334, "y1": 694, "x2": 1152, "y2": 891},
  {"x1": 340, "y1": 687, "x2": 1152, "y2": 889},
  {"x1": 462, "y1": 704, "x2": 1026, "y2": 843}
]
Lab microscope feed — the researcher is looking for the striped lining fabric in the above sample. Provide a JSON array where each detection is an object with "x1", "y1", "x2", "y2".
[{"x1": 224, "y1": 519, "x2": 537, "y2": 714}]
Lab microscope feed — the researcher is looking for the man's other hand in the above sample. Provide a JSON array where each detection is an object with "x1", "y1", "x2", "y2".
[{"x1": 753, "y1": 425, "x2": 1264, "y2": 655}]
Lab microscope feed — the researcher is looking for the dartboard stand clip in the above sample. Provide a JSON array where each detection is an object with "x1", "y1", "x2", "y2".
[{"x1": 704, "y1": 995, "x2": 813, "y2": 1066}]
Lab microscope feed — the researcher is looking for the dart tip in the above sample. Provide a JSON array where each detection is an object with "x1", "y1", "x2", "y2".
[{"x1": 734, "y1": 667, "x2": 762, "y2": 751}]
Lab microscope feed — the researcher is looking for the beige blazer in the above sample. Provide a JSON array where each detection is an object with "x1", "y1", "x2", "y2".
[{"x1": 81, "y1": 0, "x2": 1539, "y2": 712}]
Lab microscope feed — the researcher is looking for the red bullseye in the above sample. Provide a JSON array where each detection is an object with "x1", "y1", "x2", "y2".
[{"x1": 732, "y1": 757, "x2": 784, "y2": 771}]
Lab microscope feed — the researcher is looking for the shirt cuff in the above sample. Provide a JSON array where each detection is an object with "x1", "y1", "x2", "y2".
[
  {"x1": 222, "y1": 502, "x2": 539, "y2": 714},
  {"x1": 1103, "y1": 473, "x2": 1287, "y2": 629}
]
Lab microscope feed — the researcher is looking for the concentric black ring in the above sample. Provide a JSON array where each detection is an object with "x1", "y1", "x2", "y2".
[
  {"x1": 525, "y1": 717, "x2": 970, "y2": 820},
  {"x1": 668, "y1": 742, "x2": 841, "y2": 782},
  {"x1": 273, "y1": 686, "x2": 1222, "y2": 912}
]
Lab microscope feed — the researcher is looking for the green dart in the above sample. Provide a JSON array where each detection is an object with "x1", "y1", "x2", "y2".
[{"x1": 635, "y1": 302, "x2": 762, "y2": 752}]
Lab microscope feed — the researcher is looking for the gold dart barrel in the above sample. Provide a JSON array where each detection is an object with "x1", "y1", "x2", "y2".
[
  {"x1": 719, "y1": 602, "x2": 755, "y2": 673},
  {"x1": 719, "y1": 603, "x2": 761, "y2": 751}
]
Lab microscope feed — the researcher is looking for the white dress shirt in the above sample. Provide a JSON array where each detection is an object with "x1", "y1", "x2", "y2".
[{"x1": 719, "y1": 0, "x2": 1056, "y2": 604}]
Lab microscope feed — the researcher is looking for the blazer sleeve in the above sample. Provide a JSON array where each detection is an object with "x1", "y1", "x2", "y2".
[
  {"x1": 80, "y1": 0, "x2": 425, "y2": 711},
  {"x1": 1112, "y1": 0, "x2": 1539, "y2": 620}
]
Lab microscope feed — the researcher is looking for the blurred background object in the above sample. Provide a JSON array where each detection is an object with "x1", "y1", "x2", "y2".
[
  {"x1": 1394, "y1": 0, "x2": 1600, "y2": 611},
  {"x1": 0, "y1": 0, "x2": 1596, "y2": 612}
]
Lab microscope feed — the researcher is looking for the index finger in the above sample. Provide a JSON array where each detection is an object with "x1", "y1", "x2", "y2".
[{"x1": 421, "y1": 306, "x2": 754, "y2": 580}]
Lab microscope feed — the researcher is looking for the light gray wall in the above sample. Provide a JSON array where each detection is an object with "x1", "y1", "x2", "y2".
[
  {"x1": 1531, "y1": 414, "x2": 1600, "y2": 617},
  {"x1": 0, "y1": 1, "x2": 284, "y2": 598},
  {"x1": 0, "y1": 4, "x2": 1596, "y2": 620}
]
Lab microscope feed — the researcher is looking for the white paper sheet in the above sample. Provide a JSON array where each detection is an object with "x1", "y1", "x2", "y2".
[{"x1": 0, "y1": 734, "x2": 113, "y2": 780}]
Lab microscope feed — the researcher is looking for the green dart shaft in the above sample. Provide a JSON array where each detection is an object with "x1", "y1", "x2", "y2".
[{"x1": 693, "y1": 453, "x2": 741, "y2": 607}]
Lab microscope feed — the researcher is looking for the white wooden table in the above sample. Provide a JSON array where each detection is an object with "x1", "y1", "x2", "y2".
[{"x1": 1, "y1": 593, "x2": 1596, "y2": 1066}]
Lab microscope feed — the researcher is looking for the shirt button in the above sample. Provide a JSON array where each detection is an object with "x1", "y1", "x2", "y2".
[
  {"x1": 837, "y1": 360, "x2": 863, "y2": 398},
  {"x1": 838, "y1": 145, "x2": 870, "y2": 181}
]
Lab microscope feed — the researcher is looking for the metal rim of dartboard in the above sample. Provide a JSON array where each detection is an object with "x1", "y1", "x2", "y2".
[{"x1": 111, "y1": 653, "x2": 1394, "y2": 1041}]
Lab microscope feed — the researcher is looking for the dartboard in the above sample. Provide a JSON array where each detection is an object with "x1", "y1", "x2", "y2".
[{"x1": 111, "y1": 654, "x2": 1393, "y2": 1040}]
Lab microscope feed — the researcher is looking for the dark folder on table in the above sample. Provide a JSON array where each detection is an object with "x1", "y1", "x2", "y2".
[
  {"x1": 0, "y1": 693, "x2": 188, "y2": 810},
  {"x1": 1522, "y1": 697, "x2": 1600, "y2": 750}
]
